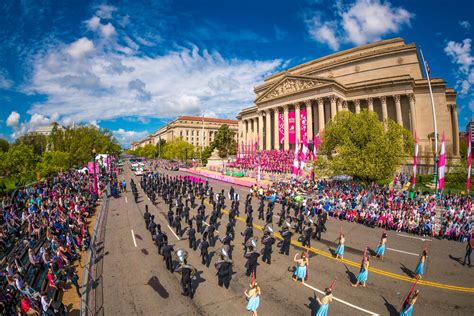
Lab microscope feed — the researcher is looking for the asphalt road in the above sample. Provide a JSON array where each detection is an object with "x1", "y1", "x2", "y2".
[{"x1": 100, "y1": 165, "x2": 474, "y2": 316}]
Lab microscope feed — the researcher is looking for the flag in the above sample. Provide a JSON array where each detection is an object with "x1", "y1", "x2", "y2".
[
  {"x1": 438, "y1": 132, "x2": 446, "y2": 192},
  {"x1": 412, "y1": 131, "x2": 419, "y2": 188},
  {"x1": 236, "y1": 142, "x2": 240, "y2": 163},
  {"x1": 292, "y1": 139, "x2": 300, "y2": 177},
  {"x1": 467, "y1": 130, "x2": 472, "y2": 193}
]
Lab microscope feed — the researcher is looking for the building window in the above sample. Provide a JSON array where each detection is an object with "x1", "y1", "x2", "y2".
[
  {"x1": 186, "y1": 130, "x2": 189, "y2": 136},
  {"x1": 191, "y1": 130, "x2": 194, "y2": 136},
  {"x1": 180, "y1": 131, "x2": 183, "y2": 136},
  {"x1": 196, "y1": 131, "x2": 199, "y2": 136}
]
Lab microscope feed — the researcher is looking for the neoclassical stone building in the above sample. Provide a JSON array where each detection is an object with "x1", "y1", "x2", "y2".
[{"x1": 237, "y1": 38, "x2": 460, "y2": 159}]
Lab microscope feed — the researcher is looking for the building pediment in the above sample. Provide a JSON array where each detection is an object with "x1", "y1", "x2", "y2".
[{"x1": 255, "y1": 74, "x2": 337, "y2": 104}]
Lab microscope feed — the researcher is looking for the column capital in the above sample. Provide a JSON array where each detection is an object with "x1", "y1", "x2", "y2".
[
  {"x1": 408, "y1": 93, "x2": 415, "y2": 103},
  {"x1": 258, "y1": 111, "x2": 264, "y2": 117},
  {"x1": 329, "y1": 95, "x2": 337, "y2": 103},
  {"x1": 283, "y1": 104, "x2": 289, "y2": 110},
  {"x1": 304, "y1": 99, "x2": 312, "y2": 107},
  {"x1": 367, "y1": 97, "x2": 373, "y2": 104},
  {"x1": 354, "y1": 99, "x2": 361, "y2": 106},
  {"x1": 316, "y1": 97, "x2": 324, "y2": 105},
  {"x1": 380, "y1": 96, "x2": 387, "y2": 104},
  {"x1": 394, "y1": 94, "x2": 401, "y2": 103}
]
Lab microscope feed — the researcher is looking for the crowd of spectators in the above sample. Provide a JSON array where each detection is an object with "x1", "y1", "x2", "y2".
[
  {"x1": 0, "y1": 170, "x2": 97, "y2": 315},
  {"x1": 151, "y1": 159, "x2": 188, "y2": 171},
  {"x1": 262, "y1": 178, "x2": 472, "y2": 242},
  {"x1": 228, "y1": 150, "x2": 295, "y2": 174}
]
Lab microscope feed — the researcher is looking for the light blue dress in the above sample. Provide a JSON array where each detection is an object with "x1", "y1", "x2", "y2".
[
  {"x1": 315, "y1": 303, "x2": 329, "y2": 316},
  {"x1": 400, "y1": 303, "x2": 414, "y2": 316},
  {"x1": 375, "y1": 244, "x2": 385, "y2": 256},
  {"x1": 356, "y1": 268, "x2": 368, "y2": 283},
  {"x1": 335, "y1": 244, "x2": 344, "y2": 256},
  {"x1": 415, "y1": 261, "x2": 424, "y2": 275},
  {"x1": 294, "y1": 264, "x2": 307, "y2": 280},
  {"x1": 246, "y1": 295, "x2": 260, "y2": 312}
]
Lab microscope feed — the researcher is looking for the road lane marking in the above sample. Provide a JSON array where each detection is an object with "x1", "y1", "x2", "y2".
[
  {"x1": 396, "y1": 234, "x2": 431, "y2": 242},
  {"x1": 167, "y1": 225, "x2": 181, "y2": 241},
  {"x1": 125, "y1": 197, "x2": 128, "y2": 204},
  {"x1": 386, "y1": 247, "x2": 419, "y2": 256},
  {"x1": 303, "y1": 283, "x2": 379, "y2": 315},
  {"x1": 205, "y1": 200, "x2": 474, "y2": 293},
  {"x1": 131, "y1": 229, "x2": 137, "y2": 247}
]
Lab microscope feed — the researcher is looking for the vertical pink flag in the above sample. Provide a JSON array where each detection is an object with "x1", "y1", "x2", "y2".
[
  {"x1": 412, "y1": 131, "x2": 418, "y2": 188},
  {"x1": 467, "y1": 130, "x2": 472, "y2": 193},
  {"x1": 292, "y1": 138, "x2": 299, "y2": 176},
  {"x1": 278, "y1": 111, "x2": 284, "y2": 146},
  {"x1": 438, "y1": 131, "x2": 446, "y2": 192},
  {"x1": 288, "y1": 111, "x2": 296, "y2": 144},
  {"x1": 300, "y1": 107, "x2": 307, "y2": 144}
]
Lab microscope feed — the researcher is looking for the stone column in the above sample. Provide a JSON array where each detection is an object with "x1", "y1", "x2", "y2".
[
  {"x1": 305, "y1": 100, "x2": 313, "y2": 142},
  {"x1": 394, "y1": 95, "x2": 403, "y2": 126},
  {"x1": 283, "y1": 105, "x2": 289, "y2": 150},
  {"x1": 367, "y1": 97, "x2": 374, "y2": 112},
  {"x1": 451, "y1": 104, "x2": 460, "y2": 156},
  {"x1": 265, "y1": 110, "x2": 271, "y2": 150},
  {"x1": 355, "y1": 99, "x2": 361, "y2": 114},
  {"x1": 317, "y1": 98, "x2": 325, "y2": 131},
  {"x1": 337, "y1": 98, "x2": 343, "y2": 112},
  {"x1": 295, "y1": 103, "x2": 300, "y2": 142},
  {"x1": 381, "y1": 96, "x2": 388, "y2": 122},
  {"x1": 408, "y1": 94, "x2": 417, "y2": 133},
  {"x1": 258, "y1": 112, "x2": 264, "y2": 150},
  {"x1": 330, "y1": 95, "x2": 337, "y2": 119},
  {"x1": 273, "y1": 108, "x2": 279, "y2": 150}
]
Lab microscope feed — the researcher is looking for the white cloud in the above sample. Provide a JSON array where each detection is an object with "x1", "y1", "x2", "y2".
[
  {"x1": 95, "y1": 4, "x2": 116, "y2": 19},
  {"x1": 86, "y1": 16, "x2": 101, "y2": 31},
  {"x1": 65, "y1": 37, "x2": 94, "y2": 58},
  {"x1": 0, "y1": 70, "x2": 13, "y2": 89},
  {"x1": 444, "y1": 38, "x2": 474, "y2": 95},
  {"x1": 24, "y1": 38, "x2": 281, "y2": 125},
  {"x1": 100, "y1": 23, "x2": 116, "y2": 38},
  {"x1": 459, "y1": 20, "x2": 471, "y2": 30},
  {"x1": 112, "y1": 128, "x2": 148, "y2": 146},
  {"x1": 305, "y1": 0, "x2": 413, "y2": 50},
  {"x1": 6, "y1": 111, "x2": 20, "y2": 127}
]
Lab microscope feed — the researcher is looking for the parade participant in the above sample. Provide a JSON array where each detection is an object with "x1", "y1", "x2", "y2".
[
  {"x1": 162, "y1": 241, "x2": 174, "y2": 272},
  {"x1": 261, "y1": 231, "x2": 275, "y2": 265},
  {"x1": 315, "y1": 288, "x2": 333, "y2": 316},
  {"x1": 302, "y1": 222, "x2": 313, "y2": 248},
  {"x1": 315, "y1": 213, "x2": 324, "y2": 241},
  {"x1": 173, "y1": 215, "x2": 182, "y2": 237},
  {"x1": 352, "y1": 256, "x2": 369, "y2": 288},
  {"x1": 400, "y1": 290, "x2": 419, "y2": 316},
  {"x1": 335, "y1": 233, "x2": 345, "y2": 259},
  {"x1": 374, "y1": 233, "x2": 387, "y2": 260},
  {"x1": 195, "y1": 211, "x2": 204, "y2": 234},
  {"x1": 463, "y1": 236, "x2": 472, "y2": 266},
  {"x1": 279, "y1": 224, "x2": 293, "y2": 256},
  {"x1": 292, "y1": 252, "x2": 308, "y2": 284},
  {"x1": 244, "y1": 282, "x2": 261, "y2": 316},
  {"x1": 258, "y1": 199, "x2": 265, "y2": 220},
  {"x1": 244, "y1": 246, "x2": 260, "y2": 278},
  {"x1": 187, "y1": 222, "x2": 197, "y2": 251},
  {"x1": 207, "y1": 223, "x2": 216, "y2": 247},
  {"x1": 144, "y1": 206, "x2": 151, "y2": 227},
  {"x1": 200, "y1": 235, "x2": 210, "y2": 267},
  {"x1": 215, "y1": 251, "x2": 233, "y2": 289},
  {"x1": 242, "y1": 224, "x2": 254, "y2": 254},
  {"x1": 415, "y1": 250, "x2": 427, "y2": 279}
]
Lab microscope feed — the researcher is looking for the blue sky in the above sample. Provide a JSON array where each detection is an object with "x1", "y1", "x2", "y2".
[{"x1": 0, "y1": 0, "x2": 472, "y2": 147}]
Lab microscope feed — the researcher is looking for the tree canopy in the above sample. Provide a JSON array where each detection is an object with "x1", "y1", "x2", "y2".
[
  {"x1": 0, "y1": 138, "x2": 9, "y2": 152},
  {"x1": 213, "y1": 124, "x2": 236, "y2": 158},
  {"x1": 322, "y1": 110, "x2": 414, "y2": 181}
]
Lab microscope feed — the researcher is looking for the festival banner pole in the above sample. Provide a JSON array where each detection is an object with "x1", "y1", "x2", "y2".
[
  {"x1": 467, "y1": 130, "x2": 472, "y2": 193},
  {"x1": 412, "y1": 131, "x2": 418, "y2": 189}
]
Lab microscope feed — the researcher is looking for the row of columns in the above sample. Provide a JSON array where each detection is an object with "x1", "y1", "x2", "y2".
[{"x1": 242, "y1": 93, "x2": 417, "y2": 150}]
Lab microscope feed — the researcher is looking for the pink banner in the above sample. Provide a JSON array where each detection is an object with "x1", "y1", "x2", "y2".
[
  {"x1": 288, "y1": 111, "x2": 296, "y2": 144},
  {"x1": 278, "y1": 111, "x2": 284, "y2": 145},
  {"x1": 300, "y1": 108, "x2": 307, "y2": 144}
]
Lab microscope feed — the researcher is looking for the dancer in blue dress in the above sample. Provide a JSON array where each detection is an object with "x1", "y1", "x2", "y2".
[
  {"x1": 245, "y1": 282, "x2": 261, "y2": 316},
  {"x1": 315, "y1": 288, "x2": 333, "y2": 316},
  {"x1": 415, "y1": 250, "x2": 427, "y2": 279},
  {"x1": 374, "y1": 233, "x2": 387, "y2": 260},
  {"x1": 292, "y1": 252, "x2": 309, "y2": 284},
  {"x1": 400, "y1": 290, "x2": 419, "y2": 315},
  {"x1": 352, "y1": 256, "x2": 370, "y2": 288},
  {"x1": 335, "y1": 234, "x2": 345, "y2": 259}
]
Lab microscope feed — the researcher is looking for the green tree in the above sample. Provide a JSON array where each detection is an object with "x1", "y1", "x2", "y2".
[
  {"x1": 37, "y1": 151, "x2": 71, "y2": 177},
  {"x1": 322, "y1": 111, "x2": 414, "y2": 182},
  {"x1": 161, "y1": 138, "x2": 195, "y2": 161},
  {"x1": 0, "y1": 138, "x2": 9, "y2": 152},
  {"x1": 16, "y1": 133, "x2": 48, "y2": 156},
  {"x1": 4, "y1": 143, "x2": 37, "y2": 185},
  {"x1": 212, "y1": 124, "x2": 236, "y2": 158}
]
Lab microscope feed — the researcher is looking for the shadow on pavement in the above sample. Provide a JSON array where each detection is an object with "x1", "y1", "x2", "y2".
[
  {"x1": 448, "y1": 254, "x2": 464, "y2": 265},
  {"x1": 399, "y1": 263, "x2": 415, "y2": 278},
  {"x1": 381, "y1": 295, "x2": 399, "y2": 316},
  {"x1": 344, "y1": 264, "x2": 357, "y2": 283},
  {"x1": 146, "y1": 276, "x2": 169, "y2": 298}
]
